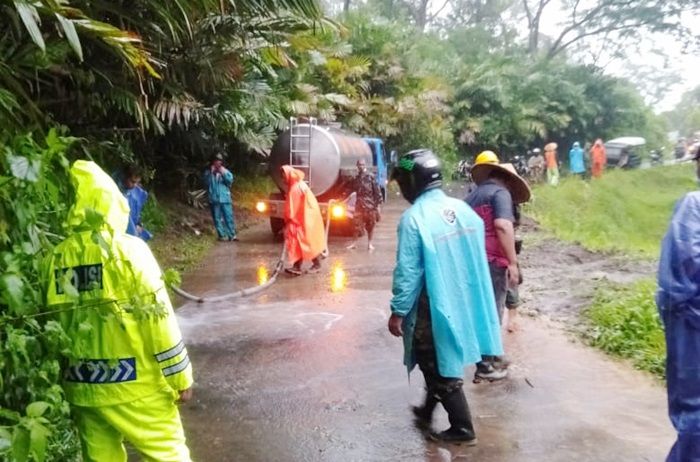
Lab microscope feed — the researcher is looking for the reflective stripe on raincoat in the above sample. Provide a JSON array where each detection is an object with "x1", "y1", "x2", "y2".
[
  {"x1": 282, "y1": 166, "x2": 325, "y2": 263},
  {"x1": 390, "y1": 188, "x2": 503, "y2": 379},
  {"x1": 657, "y1": 191, "x2": 700, "y2": 461},
  {"x1": 44, "y1": 160, "x2": 193, "y2": 407}
]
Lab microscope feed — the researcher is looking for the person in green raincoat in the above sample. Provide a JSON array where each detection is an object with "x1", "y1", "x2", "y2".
[
  {"x1": 44, "y1": 160, "x2": 193, "y2": 462},
  {"x1": 388, "y1": 149, "x2": 503, "y2": 444}
]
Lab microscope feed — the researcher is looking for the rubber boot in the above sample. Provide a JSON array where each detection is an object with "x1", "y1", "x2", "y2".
[
  {"x1": 285, "y1": 260, "x2": 303, "y2": 276},
  {"x1": 430, "y1": 389, "x2": 477, "y2": 445},
  {"x1": 412, "y1": 393, "x2": 438, "y2": 431},
  {"x1": 308, "y1": 257, "x2": 321, "y2": 273}
]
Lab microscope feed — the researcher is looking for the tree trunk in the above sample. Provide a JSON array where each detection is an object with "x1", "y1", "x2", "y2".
[
  {"x1": 528, "y1": 23, "x2": 539, "y2": 53},
  {"x1": 416, "y1": 0, "x2": 430, "y2": 31},
  {"x1": 343, "y1": 0, "x2": 351, "y2": 12}
]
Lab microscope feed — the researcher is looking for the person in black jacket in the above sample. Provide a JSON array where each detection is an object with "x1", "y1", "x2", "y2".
[{"x1": 347, "y1": 159, "x2": 382, "y2": 252}]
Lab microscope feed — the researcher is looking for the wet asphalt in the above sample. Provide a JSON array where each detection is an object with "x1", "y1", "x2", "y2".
[{"x1": 175, "y1": 188, "x2": 674, "y2": 462}]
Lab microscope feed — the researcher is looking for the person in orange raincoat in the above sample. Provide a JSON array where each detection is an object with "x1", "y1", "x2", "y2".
[
  {"x1": 590, "y1": 139, "x2": 607, "y2": 178},
  {"x1": 544, "y1": 142, "x2": 559, "y2": 186},
  {"x1": 281, "y1": 166, "x2": 326, "y2": 275}
]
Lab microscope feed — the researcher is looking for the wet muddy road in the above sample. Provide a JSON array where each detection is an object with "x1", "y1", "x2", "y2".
[{"x1": 175, "y1": 189, "x2": 673, "y2": 461}]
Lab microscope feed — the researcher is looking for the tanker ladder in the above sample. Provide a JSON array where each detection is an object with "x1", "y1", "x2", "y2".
[{"x1": 289, "y1": 116, "x2": 317, "y2": 185}]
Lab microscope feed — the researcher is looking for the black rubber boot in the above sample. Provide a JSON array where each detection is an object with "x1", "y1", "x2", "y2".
[
  {"x1": 430, "y1": 389, "x2": 477, "y2": 445},
  {"x1": 285, "y1": 260, "x2": 303, "y2": 276},
  {"x1": 412, "y1": 393, "x2": 438, "y2": 430},
  {"x1": 309, "y1": 257, "x2": 321, "y2": 273}
]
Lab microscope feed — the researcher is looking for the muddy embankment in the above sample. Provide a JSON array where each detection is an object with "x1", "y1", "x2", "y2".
[{"x1": 517, "y1": 217, "x2": 657, "y2": 325}]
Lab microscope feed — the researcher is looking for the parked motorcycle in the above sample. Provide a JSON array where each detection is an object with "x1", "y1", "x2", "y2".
[
  {"x1": 513, "y1": 155, "x2": 529, "y2": 178},
  {"x1": 452, "y1": 159, "x2": 472, "y2": 182}
]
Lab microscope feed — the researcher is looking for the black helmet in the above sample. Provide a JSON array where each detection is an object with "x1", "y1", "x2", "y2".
[{"x1": 391, "y1": 149, "x2": 442, "y2": 204}]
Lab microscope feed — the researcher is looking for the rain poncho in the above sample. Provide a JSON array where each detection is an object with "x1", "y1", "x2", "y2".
[
  {"x1": 390, "y1": 188, "x2": 503, "y2": 378},
  {"x1": 657, "y1": 192, "x2": 700, "y2": 461},
  {"x1": 544, "y1": 144, "x2": 559, "y2": 186},
  {"x1": 568, "y1": 142, "x2": 585, "y2": 174},
  {"x1": 590, "y1": 140, "x2": 606, "y2": 178},
  {"x1": 203, "y1": 166, "x2": 233, "y2": 203},
  {"x1": 282, "y1": 166, "x2": 325, "y2": 263},
  {"x1": 45, "y1": 161, "x2": 193, "y2": 406},
  {"x1": 124, "y1": 185, "x2": 152, "y2": 241},
  {"x1": 45, "y1": 161, "x2": 193, "y2": 461}
]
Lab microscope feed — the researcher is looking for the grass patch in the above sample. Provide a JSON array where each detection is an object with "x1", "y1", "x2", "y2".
[
  {"x1": 583, "y1": 278, "x2": 666, "y2": 378},
  {"x1": 151, "y1": 232, "x2": 214, "y2": 274},
  {"x1": 525, "y1": 164, "x2": 695, "y2": 258}
]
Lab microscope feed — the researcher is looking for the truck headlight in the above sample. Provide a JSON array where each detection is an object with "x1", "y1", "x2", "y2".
[
  {"x1": 331, "y1": 204, "x2": 346, "y2": 219},
  {"x1": 255, "y1": 201, "x2": 267, "y2": 213}
]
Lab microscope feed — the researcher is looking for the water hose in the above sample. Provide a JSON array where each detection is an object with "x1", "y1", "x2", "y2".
[
  {"x1": 170, "y1": 195, "x2": 346, "y2": 303},
  {"x1": 170, "y1": 246, "x2": 287, "y2": 304},
  {"x1": 320, "y1": 198, "x2": 336, "y2": 258}
]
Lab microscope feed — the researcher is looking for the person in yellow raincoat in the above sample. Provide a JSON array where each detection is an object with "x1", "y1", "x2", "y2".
[
  {"x1": 44, "y1": 160, "x2": 193, "y2": 462},
  {"x1": 281, "y1": 165, "x2": 326, "y2": 275}
]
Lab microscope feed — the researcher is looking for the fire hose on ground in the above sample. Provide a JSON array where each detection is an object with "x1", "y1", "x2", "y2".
[{"x1": 168, "y1": 198, "x2": 343, "y2": 304}]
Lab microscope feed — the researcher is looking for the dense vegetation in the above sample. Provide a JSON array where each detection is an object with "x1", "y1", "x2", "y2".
[{"x1": 1, "y1": 0, "x2": 698, "y2": 459}]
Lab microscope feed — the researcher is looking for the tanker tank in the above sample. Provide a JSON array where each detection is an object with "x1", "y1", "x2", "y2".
[{"x1": 268, "y1": 124, "x2": 373, "y2": 200}]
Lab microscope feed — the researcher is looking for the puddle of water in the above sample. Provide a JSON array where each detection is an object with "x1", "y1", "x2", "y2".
[
  {"x1": 257, "y1": 264, "x2": 269, "y2": 286},
  {"x1": 330, "y1": 260, "x2": 347, "y2": 293}
]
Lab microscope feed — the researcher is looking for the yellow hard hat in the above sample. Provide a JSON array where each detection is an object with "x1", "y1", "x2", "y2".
[{"x1": 474, "y1": 150, "x2": 499, "y2": 165}]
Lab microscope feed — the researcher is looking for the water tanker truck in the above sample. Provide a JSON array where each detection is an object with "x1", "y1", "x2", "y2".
[{"x1": 255, "y1": 117, "x2": 390, "y2": 237}]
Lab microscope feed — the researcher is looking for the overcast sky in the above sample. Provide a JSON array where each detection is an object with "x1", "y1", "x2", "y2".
[{"x1": 534, "y1": 3, "x2": 699, "y2": 113}]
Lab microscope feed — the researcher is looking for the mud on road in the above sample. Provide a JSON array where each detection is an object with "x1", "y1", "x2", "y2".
[
  {"x1": 172, "y1": 187, "x2": 672, "y2": 462},
  {"x1": 517, "y1": 218, "x2": 657, "y2": 324}
]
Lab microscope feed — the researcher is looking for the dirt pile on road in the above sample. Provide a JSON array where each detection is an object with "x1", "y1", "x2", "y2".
[{"x1": 518, "y1": 217, "x2": 657, "y2": 323}]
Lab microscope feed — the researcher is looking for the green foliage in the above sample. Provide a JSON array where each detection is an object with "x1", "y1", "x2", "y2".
[
  {"x1": 449, "y1": 53, "x2": 670, "y2": 160},
  {"x1": 583, "y1": 279, "x2": 665, "y2": 378},
  {"x1": 0, "y1": 0, "x2": 332, "y2": 180},
  {"x1": 0, "y1": 130, "x2": 81, "y2": 461},
  {"x1": 141, "y1": 193, "x2": 168, "y2": 234},
  {"x1": 525, "y1": 164, "x2": 696, "y2": 258}
]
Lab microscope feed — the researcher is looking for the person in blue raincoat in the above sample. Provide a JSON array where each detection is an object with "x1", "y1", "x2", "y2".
[
  {"x1": 114, "y1": 165, "x2": 152, "y2": 241},
  {"x1": 568, "y1": 142, "x2": 585, "y2": 177},
  {"x1": 657, "y1": 191, "x2": 700, "y2": 461},
  {"x1": 203, "y1": 153, "x2": 238, "y2": 241},
  {"x1": 388, "y1": 149, "x2": 503, "y2": 444}
]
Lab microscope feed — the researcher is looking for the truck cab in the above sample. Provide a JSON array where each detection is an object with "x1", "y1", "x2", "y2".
[{"x1": 362, "y1": 137, "x2": 388, "y2": 202}]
